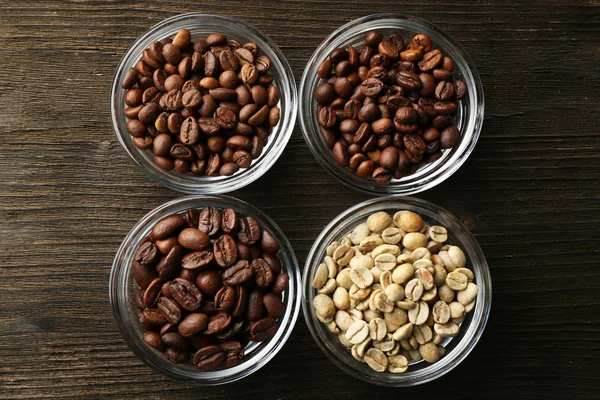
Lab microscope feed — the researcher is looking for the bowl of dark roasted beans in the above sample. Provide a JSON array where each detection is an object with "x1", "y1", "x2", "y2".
[
  {"x1": 110, "y1": 195, "x2": 300, "y2": 384},
  {"x1": 299, "y1": 14, "x2": 484, "y2": 195},
  {"x1": 111, "y1": 13, "x2": 297, "y2": 193}
]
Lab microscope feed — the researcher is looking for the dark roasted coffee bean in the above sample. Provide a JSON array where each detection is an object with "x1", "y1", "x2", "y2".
[
  {"x1": 260, "y1": 229, "x2": 280, "y2": 255},
  {"x1": 440, "y1": 125, "x2": 460, "y2": 148},
  {"x1": 251, "y1": 258, "x2": 274, "y2": 288},
  {"x1": 395, "y1": 106, "x2": 418, "y2": 124},
  {"x1": 255, "y1": 55, "x2": 271, "y2": 73},
  {"x1": 166, "y1": 347, "x2": 189, "y2": 364},
  {"x1": 160, "y1": 322, "x2": 178, "y2": 337},
  {"x1": 435, "y1": 81, "x2": 455, "y2": 101},
  {"x1": 335, "y1": 60, "x2": 351, "y2": 77},
  {"x1": 422, "y1": 127, "x2": 440, "y2": 142},
  {"x1": 371, "y1": 118, "x2": 394, "y2": 135},
  {"x1": 361, "y1": 134, "x2": 378, "y2": 153},
  {"x1": 314, "y1": 82, "x2": 336, "y2": 105},
  {"x1": 162, "y1": 332, "x2": 189, "y2": 351},
  {"x1": 320, "y1": 126, "x2": 336, "y2": 149},
  {"x1": 246, "y1": 290, "x2": 264, "y2": 321},
  {"x1": 404, "y1": 133, "x2": 427, "y2": 157},
  {"x1": 343, "y1": 100, "x2": 361, "y2": 120},
  {"x1": 165, "y1": 89, "x2": 183, "y2": 111},
  {"x1": 214, "y1": 106, "x2": 238, "y2": 130},
  {"x1": 193, "y1": 345, "x2": 225, "y2": 371},
  {"x1": 135, "y1": 289, "x2": 146, "y2": 310},
  {"x1": 156, "y1": 245, "x2": 185, "y2": 280},
  {"x1": 249, "y1": 317, "x2": 277, "y2": 342},
  {"x1": 198, "y1": 206, "x2": 221, "y2": 236},
  {"x1": 233, "y1": 150, "x2": 252, "y2": 169},
  {"x1": 170, "y1": 144, "x2": 194, "y2": 162},
  {"x1": 359, "y1": 45, "x2": 375, "y2": 66},
  {"x1": 389, "y1": 34, "x2": 406, "y2": 51},
  {"x1": 143, "y1": 331, "x2": 165, "y2": 351},
  {"x1": 126, "y1": 120, "x2": 146, "y2": 138},
  {"x1": 214, "y1": 234, "x2": 238, "y2": 267},
  {"x1": 143, "y1": 307, "x2": 168, "y2": 325},
  {"x1": 372, "y1": 167, "x2": 392, "y2": 185},
  {"x1": 220, "y1": 341, "x2": 244, "y2": 368},
  {"x1": 178, "y1": 228, "x2": 210, "y2": 251},
  {"x1": 369, "y1": 53, "x2": 390, "y2": 69},
  {"x1": 190, "y1": 159, "x2": 207, "y2": 176},
  {"x1": 396, "y1": 71, "x2": 420, "y2": 90},
  {"x1": 178, "y1": 56, "x2": 192, "y2": 79},
  {"x1": 218, "y1": 70, "x2": 239, "y2": 89},
  {"x1": 365, "y1": 30, "x2": 383, "y2": 47},
  {"x1": 158, "y1": 297, "x2": 183, "y2": 324},
  {"x1": 454, "y1": 80, "x2": 467, "y2": 100},
  {"x1": 182, "y1": 89, "x2": 202, "y2": 108},
  {"x1": 238, "y1": 216, "x2": 261, "y2": 245},
  {"x1": 317, "y1": 59, "x2": 332, "y2": 79},
  {"x1": 353, "y1": 122, "x2": 372, "y2": 144},
  {"x1": 378, "y1": 40, "x2": 399, "y2": 59},
  {"x1": 418, "y1": 97, "x2": 438, "y2": 117},
  {"x1": 419, "y1": 49, "x2": 443, "y2": 71},
  {"x1": 134, "y1": 262, "x2": 158, "y2": 290},
  {"x1": 400, "y1": 48, "x2": 422, "y2": 62},
  {"x1": 418, "y1": 73, "x2": 436, "y2": 97},
  {"x1": 191, "y1": 51, "x2": 204, "y2": 72},
  {"x1": 154, "y1": 155, "x2": 174, "y2": 170},
  {"x1": 207, "y1": 136, "x2": 226, "y2": 153},
  {"x1": 222, "y1": 260, "x2": 253, "y2": 286},
  {"x1": 358, "y1": 103, "x2": 381, "y2": 122},
  {"x1": 349, "y1": 153, "x2": 366, "y2": 170},
  {"x1": 167, "y1": 113, "x2": 183, "y2": 134},
  {"x1": 230, "y1": 287, "x2": 249, "y2": 319},
  {"x1": 178, "y1": 268, "x2": 197, "y2": 282},
  {"x1": 263, "y1": 293, "x2": 284, "y2": 318},
  {"x1": 360, "y1": 78, "x2": 384, "y2": 97},
  {"x1": 181, "y1": 250, "x2": 214, "y2": 271},
  {"x1": 136, "y1": 59, "x2": 154, "y2": 77},
  {"x1": 318, "y1": 106, "x2": 337, "y2": 128},
  {"x1": 214, "y1": 285, "x2": 236, "y2": 313},
  {"x1": 142, "y1": 87, "x2": 161, "y2": 105},
  {"x1": 334, "y1": 77, "x2": 353, "y2": 98},
  {"x1": 179, "y1": 117, "x2": 199, "y2": 145},
  {"x1": 165, "y1": 74, "x2": 184, "y2": 92},
  {"x1": 124, "y1": 105, "x2": 143, "y2": 120},
  {"x1": 195, "y1": 270, "x2": 222, "y2": 297},
  {"x1": 203, "y1": 51, "x2": 219, "y2": 77},
  {"x1": 170, "y1": 278, "x2": 203, "y2": 311},
  {"x1": 200, "y1": 300, "x2": 218, "y2": 316},
  {"x1": 152, "y1": 214, "x2": 185, "y2": 240},
  {"x1": 426, "y1": 139, "x2": 441, "y2": 153},
  {"x1": 199, "y1": 118, "x2": 221, "y2": 137},
  {"x1": 380, "y1": 146, "x2": 399, "y2": 169},
  {"x1": 412, "y1": 34, "x2": 432, "y2": 53},
  {"x1": 263, "y1": 253, "x2": 281, "y2": 274},
  {"x1": 122, "y1": 67, "x2": 139, "y2": 89},
  {"x1": 273, "y1": 273, "x2": 290, "y2": 296},
  {"x1": 434, "y1": 101, "x2": 457, "y2": 115},
  {"x1": 135, "y1": 241, "x2": 157, "y2": 265},
  {"x1": 347, "y1": 45, "x2": 360, "y2": 67},
  {"x1": 155, "y1": 237, "x2": 178, "y2": 255},
  {"x1": 433, "y1": 68, "x2": 453, "y2": 81},
  {"x1": 204, "y1": 312, "x2": 232, "y2": 335},
  {"x1": 332, "y1": 141, "x2": 349, "y2": 167}
]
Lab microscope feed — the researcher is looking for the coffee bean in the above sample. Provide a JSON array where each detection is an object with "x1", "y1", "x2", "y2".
[
  {"x1": 314, "y1": 82, "x2": 336, "y2": 105},
  {"x1": 177, "y1": 228, "x2": 210, "y2": 251},
  {"x1": 194, "y1": 270, "x2": 221, "y2": 297},
  {"x1": 166, "y1": 347, "x2": 189, "y2": 364},
  {"x1": 332, "y1": 141, "x2": 349, "y2": 167},
  {"x1": 378, "y1": 40, "x2": 399, "y2": 59},
  {"x1": 158, "y1": 296, "x2": 183, "y2": 324},
  {"x1": 273, "y1": 273, "x2": 290, "y2": 295},
  {"x1": 396, "y1": 71, "x2": 420, "y2": 90},
  {"x1": 249, "y1": 317, "x2": 277, "y2": 342},
  {"x1": 435, "y1": 81, "x2": 455, "y2": 101},
  {"x1": 238, "y1": 216, "x2": 261, "y2": 245},
  {"x1": 371, "y1": 118, "x2": 394, "y2": 135},
  {"x1": 412, "y1": 34, "x2": 432, "y2": 53},
  {"x1": 360, "y1": 78, "x2": 384, "y2": 97},
  {"x1": 143, "y1": 306, "x2": 167, "y2": 325},
  {"x1": 260, "y1": 229, "x2": 280, "y2": 255},
  {"x1": 220, "y1": 341, "x2": 244, "y2": 368},
  {"x1": 251, "y1": 258, "x2": 274, "y2": 287},
  {"x1": 203, "y1": 51, "x2": 219, "y2": 77},
  {"x1": 152, "y1": 214, "x2": 185, "y2": 240},
  {"x1": 170, "y1": 278, "x2": 203, "y2": 311},
  {"x1": 198, "y1": 206, "x2": 221, "y2": 236},
  {"x1": 205, "y1": 312, "x2": 233, "y2": 335},
  {"x1": 233, "y1": 150, "x2": 252, "y2": 169},
  {"x1": 134, "y1": 261, "x2": 158, "y2": 289},
  {"x1": 214, "y1": 285, "x2": 236, "y2": 313},
  {"x1": 400, "y1": 48, "x2": 422, "y2": 62},
  {"x1": 454, "y1": 80, "x2": 467, "y2": 100},
  {"x1": 263, "y1": 293, "x2": 284, "y2": 318},
  {"x1": 181, "y1": 250, "x2": 214, "y2": 271},
  {"x1": 365, "y1": 30, "x2": 383, "y2": 47},
  {"x1": 193, "y1": 345, "x2": 225, "y2": 371},
  {"x1": 214, "y1": 234, "x2": 238, "y2": 267},
  {"x1": 255, "y1": 55, "x2": 271, "y2": 73},
  {"x1": 440, "y1": 125, "x2": 460, "y2": 148},
  {"x1": 380, "y1": 146, "x2": 399, "y2": 170},
  {"x1": 418, "y1": 49, "x2": 443, "y2": 71},
  {"x1": 372, "y1": 167, "x2": 392, "y2": 185},
  {"x1": 143, "y1": 331, "x2": 165, "y2": 351},
  {"x1": 434, "y1": 101, "x2": 457, "y2": 115},
  {"x1": 156, "y1": 245, "x2": 184, "y2": 280},
  {"x1": 135, "y1": 241, "x2": 157, "y2": 265}
]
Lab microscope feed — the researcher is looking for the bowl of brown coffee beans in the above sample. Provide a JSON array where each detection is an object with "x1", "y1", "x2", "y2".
[
  {"x1": 110, "y1": 195, "x2": 300, "y2": 384},
  {"x1": 111, "y1": 13, "x2": 297, "y2": 193},
  {"x1": 302, "y1": 196, "x2": 491, "y2": 386},
  {"x1": 299, "y1": 14, "x2": 484, "y2": 195}
]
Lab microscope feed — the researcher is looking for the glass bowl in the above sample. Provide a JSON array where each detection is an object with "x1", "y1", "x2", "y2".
[
  {"x1": 299, "y1": 14, "x2": 484, "y2": 195},
  {"x1": 302, "y1": 196, "x2": 491, "y2": 386},
  {"x1": 110, "y1": 195, "x2": 301, "y2": 385},
  {"x1": 110, "y1": 13, "x2": 297, "y2": 194}
]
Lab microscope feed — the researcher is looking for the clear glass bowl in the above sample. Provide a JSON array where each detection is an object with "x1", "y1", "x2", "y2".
[
  {"x1": 299, "y1": 14, "x2": 484, "y2": 195},
  {"x1": 110, "y1": 13, "x2": 297, "y2": 194},
  {"x1": 302, "y1": 196, "x2": 491, "y2": 386},
  {"x1": 110, "y1": 195, "x2": 301, "y2": 385}
]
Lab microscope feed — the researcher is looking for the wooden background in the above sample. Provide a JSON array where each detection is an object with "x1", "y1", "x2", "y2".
[{"x1": 1, "y1": 0, "x2": 599, "y2": 398}]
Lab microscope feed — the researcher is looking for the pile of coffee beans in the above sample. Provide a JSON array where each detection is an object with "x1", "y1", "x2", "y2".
[
  {"x1": 122, "y1": 29, "x2": 281, "y2": 176},
  {"x1": 134, "y1": 206, "x2": 289, "y2": 371},
  {"x1": 314, "y1": 31, "x2": 466, "y2": 185},
  {"x1": 312, "y1": 210, "x2": 478, "y2": 373}
]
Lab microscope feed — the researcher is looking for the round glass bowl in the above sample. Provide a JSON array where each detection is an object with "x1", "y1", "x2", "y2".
[
  {"x1": 302, "y1": 196, "x2": 491, "y2": 386},
  {"x1": 111, "y1": 13, "x2": 297, "y2": 194},
  {"x1": 299, "y1": 14, "x2": 484, "y2": 195},
  {"x1": 110, "y1": 195, "x2": 301, "y2": 385}
]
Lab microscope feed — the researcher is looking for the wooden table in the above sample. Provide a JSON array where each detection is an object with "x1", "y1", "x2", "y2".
[{"x1": 1, "y1": 1, "x2": 598, "y2": 398}]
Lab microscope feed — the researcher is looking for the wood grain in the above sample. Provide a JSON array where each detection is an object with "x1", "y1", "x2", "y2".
[{"x1": 0, "y1": 0, "x2": 599, "y2": 399}]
